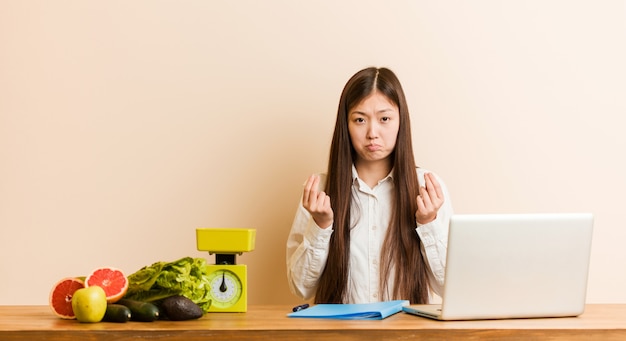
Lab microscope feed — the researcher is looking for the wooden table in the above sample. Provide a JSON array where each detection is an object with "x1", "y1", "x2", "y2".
[{"x1": 1, "y1": 304, "x2": 626, "y2": 340}]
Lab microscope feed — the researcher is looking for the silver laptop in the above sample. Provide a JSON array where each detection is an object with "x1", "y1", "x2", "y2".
[{"x1": 403, "y1": 213, "x2": 594, "y2": 320}]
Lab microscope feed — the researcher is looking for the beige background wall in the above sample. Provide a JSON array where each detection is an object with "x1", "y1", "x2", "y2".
[{"x1": 1, "y1": 1, "x2": 625, "y2": 306}]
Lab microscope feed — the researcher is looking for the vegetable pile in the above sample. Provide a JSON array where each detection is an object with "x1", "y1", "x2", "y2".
[{"x1": 123, "y1": 257, "x2": 213, "y2": 312}]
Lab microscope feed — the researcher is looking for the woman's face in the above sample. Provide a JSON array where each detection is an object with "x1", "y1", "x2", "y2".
[{"x1": 348, "y1": 91, "x2": 400, "y2": 167}]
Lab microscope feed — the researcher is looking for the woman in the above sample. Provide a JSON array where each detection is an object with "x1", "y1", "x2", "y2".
[{"x1": 286, "y1": 67, "x2": 453, "y2": 304}]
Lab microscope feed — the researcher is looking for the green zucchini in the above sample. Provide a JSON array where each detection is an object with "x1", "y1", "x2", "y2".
[
  {"x1": 103, "y1": 304, "x2": 131, "y2": 323},
  {"x1": 117, "y1": 299, "x2": 160, "y2": 322}
]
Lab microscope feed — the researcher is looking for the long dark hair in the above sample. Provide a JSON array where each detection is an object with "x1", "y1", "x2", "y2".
[{"x1": 314, "y1": 67, "x2": 429, "y2": 304}]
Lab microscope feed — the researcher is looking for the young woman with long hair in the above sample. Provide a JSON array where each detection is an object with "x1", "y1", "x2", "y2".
[{"x1": 287, "y1": 67, "x2": 453, "y2": 304}]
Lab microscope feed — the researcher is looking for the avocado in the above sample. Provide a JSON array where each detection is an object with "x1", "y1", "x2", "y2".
[{"x1": 160, "y1": 295, "x2": 204, "y2": 321}]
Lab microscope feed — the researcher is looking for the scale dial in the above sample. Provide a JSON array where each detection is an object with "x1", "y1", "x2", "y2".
[{"x1": 207, "y1": 269, "x2": 243, "y2": 309}]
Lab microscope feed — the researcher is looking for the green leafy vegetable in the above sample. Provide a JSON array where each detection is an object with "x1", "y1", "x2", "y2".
[{"x1": 124, "y1": 257, "x2": 212, "y2": 312}]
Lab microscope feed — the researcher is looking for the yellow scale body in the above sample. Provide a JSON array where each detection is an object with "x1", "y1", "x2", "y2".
[{"x1": 196, "y1": 228, "x2": 256, "y2": 313}]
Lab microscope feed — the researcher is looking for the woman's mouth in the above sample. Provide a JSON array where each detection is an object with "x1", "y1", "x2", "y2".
[{"x1": 366, "y1": 144, "x2": 381, "y2": 152}]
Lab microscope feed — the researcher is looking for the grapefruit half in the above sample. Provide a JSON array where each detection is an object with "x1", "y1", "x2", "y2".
[
  {"x1": 85, "y1": 267, "x2": 129, "y2": 304},
  {"x1": 49, "y1": 277, "x2": 85, "y2": 319}
]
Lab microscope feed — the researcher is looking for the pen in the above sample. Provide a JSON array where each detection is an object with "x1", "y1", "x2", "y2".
[{"x1": 292, "y1": 303, "x2": 310, "y2": 312}]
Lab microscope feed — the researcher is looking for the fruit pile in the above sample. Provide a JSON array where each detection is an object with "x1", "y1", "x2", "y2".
[{"x1": 49, "y1": 267, "x2": 203, "y2": 323}]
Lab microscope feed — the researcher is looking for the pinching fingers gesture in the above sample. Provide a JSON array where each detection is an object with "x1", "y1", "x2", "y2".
[
  {"x1": 416, "y1": 172, "x2": 445, "y2": 225},
  {"x1": 302, "y1": 174, "x2": 334, "y2": 229}
]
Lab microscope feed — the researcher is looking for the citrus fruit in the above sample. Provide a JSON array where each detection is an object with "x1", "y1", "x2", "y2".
[
  {"x1": 85, "y1": 267, "x2": 129, "y2": 304},
  {"x1": 49, "y1": 277, "x2": 85, "y2": 319}
]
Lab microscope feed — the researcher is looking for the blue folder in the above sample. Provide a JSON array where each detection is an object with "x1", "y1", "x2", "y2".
[{"x1": 287, "y1": 300, "x2": 409, "y2": 320}]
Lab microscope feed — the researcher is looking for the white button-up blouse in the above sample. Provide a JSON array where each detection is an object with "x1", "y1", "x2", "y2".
[{"x1": 286, "y1": 166, "x2": 453, "y2": 304}]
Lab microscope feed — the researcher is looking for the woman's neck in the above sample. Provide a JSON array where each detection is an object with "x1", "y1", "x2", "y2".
[{"x1": 354, "y1": 159, "x2": 392, "y2": 188}]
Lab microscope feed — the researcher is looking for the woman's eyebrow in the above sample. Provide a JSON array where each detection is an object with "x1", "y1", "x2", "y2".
[{"x1": 350, "y1": 108, "x2": 395, "y2": 115}]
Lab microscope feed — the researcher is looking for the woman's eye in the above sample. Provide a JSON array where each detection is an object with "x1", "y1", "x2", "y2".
[
  {"x1": 381, "y1": 117, "x2": 390, "y2": 122},
  {"x1": 354, "y1": 118, "x2": 365, "y2": 123}
]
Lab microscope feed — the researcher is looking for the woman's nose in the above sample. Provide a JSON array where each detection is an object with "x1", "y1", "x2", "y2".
[{"x1": 367, "y1": 123, "x2": 379, "y2": 139}]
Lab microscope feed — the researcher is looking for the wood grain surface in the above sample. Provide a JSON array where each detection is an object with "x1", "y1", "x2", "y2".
[{"x1": 2, "y1": 304, "x2": 626, "y2": 340}]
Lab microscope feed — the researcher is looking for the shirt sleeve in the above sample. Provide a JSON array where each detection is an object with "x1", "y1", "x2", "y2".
[
  {"x1": 415, "y1": 169, "x2": 453, "y2": 298},
  {"x1": 286, "y1": 200, "x2": 334, "y2": 300}
]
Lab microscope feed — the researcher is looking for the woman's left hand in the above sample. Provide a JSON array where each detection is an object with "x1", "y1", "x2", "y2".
[{"x1": 416, "y1": 172, "x2": 444, "y2": 225}]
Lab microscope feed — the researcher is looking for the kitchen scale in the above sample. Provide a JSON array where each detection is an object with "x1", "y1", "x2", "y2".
[{"x1": 196, "y1": 228, "x2": 256, "y2": 313}]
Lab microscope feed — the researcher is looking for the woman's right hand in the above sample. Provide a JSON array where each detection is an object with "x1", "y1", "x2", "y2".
[{"x1": 302, "y1": 174, "x2": 334, "y2": 229}]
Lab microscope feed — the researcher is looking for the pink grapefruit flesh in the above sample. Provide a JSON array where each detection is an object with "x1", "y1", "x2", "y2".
[
  {"x1": 49, "y1": 277, "x2": 85, "y2": 319},
  {"x1": 85, "y1": 267, "x2": 129, "y2": 303}
]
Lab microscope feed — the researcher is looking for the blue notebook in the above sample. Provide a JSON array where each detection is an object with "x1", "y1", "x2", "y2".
[{"x1": 287, "y1": 300, "x2": 409, "y2": 320}]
